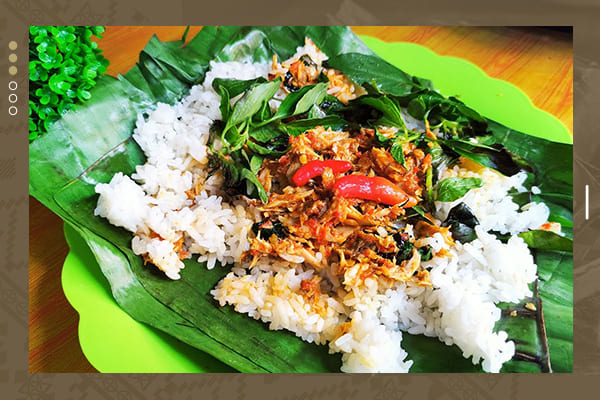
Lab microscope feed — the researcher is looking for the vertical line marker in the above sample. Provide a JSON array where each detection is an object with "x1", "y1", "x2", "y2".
[{"x1": 585, "y1": 184, "x2": 589, "y2": 220}]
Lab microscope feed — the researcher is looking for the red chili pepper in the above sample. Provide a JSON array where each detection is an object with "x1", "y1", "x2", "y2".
[
  {"x1": 333, "y1": 175, "x2": 417, "y2": 207},
  {"x1": 292, "y1": 160, "x2": 352, "y2": 186}
]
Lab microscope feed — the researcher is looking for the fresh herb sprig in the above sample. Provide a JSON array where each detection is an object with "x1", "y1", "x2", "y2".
[
  {"x1": 326, "y1": 53, "x2": 489, "y2": 138},
  {"x1": 208, "y1": 77, "x2": 341, "y2": 202},
  {"x1": 29, "y1": 26, "x2": 109, "y2": 141}
]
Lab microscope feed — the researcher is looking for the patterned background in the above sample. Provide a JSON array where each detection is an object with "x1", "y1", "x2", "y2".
[{"x1": 3, "y1": 0, "x2": 599, "y2": 398}]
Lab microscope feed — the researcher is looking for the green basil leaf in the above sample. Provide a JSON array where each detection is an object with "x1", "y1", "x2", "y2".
[
  {"x1": 281, "y1": 115, "x2": 347, "y2": 136},
  {"x1": 325, "y1": 53, "x2": 425, "y2": 96},
  {"x1": 271, "y1": 85, "x2": 313, "y2": 119},
  {"x1": 222, "y1": 123, "x2": 246, "y2": 151},
  {"x1": 440, "y1": 139, "x2": 524, "y2": 176},
  {"x1": 249, "y1": 123, "x2": 286, "y2": 143},
  {"x1": 356, "y1": 95, "x2": 406, "y2": 129},
  {"x1": 246, "y1": 139, "x2": 288, "y2": 156},
  {"x1": 397, "y1": 89, "x2": 488, "y2": 137},
  {"x1": 293, "y1": 82, "x2": 328, "y2": 116},
  {"x1": 250, "y1": 154, "x2": 264, "y2": 174},
  {"x1": 228, "y1": 78, "x2": 281, "y2": 127},
  {"x1": 405, "y1": 205, "x2": 435, "y2": 224},
  {"x1": 270, "y1": 82, "x2": 328, "y2": 123},
  {"x1": 213, "y1": 77, "x2": 268, "y2": 121},
  {"x1": 212, "y1": 77, "x2": 268, "y2": 99},
  {"x1": 213, "y1": 82, "x2": 232, "y2": 122},
  {"x1": 436, "y1": 177, "x2": 483, "y2": 202},
  {"x1": 407, "y1": 96, "x2": 427, "y2": 120},
  {"x1": 390, "y1": 142, "x2": 405, "y2": 167},
  {"x1": 240, "y1": 167, "x2": 269, "y2": 202}
]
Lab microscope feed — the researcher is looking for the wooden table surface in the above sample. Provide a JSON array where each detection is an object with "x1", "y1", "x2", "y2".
[{"x1": 29, "y1": 26, "x2": 573, "y2": 372}]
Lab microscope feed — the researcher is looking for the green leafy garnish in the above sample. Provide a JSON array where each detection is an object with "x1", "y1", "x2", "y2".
[
  {"x1": 29, "y1": 26, "x2": 109, "y2": 141},
  {"x1": 439, "y1": 138, "x2": 524, "y2": 176},
  {"x1": 227, "y1": 79, "x2": 281, "y2": 128},
  {"x1": 325, "y1": 53, "x2": 429, "y2": 96},
  {"x1": 402, "y1": 90, "x2": 488, "y2": 137},
  {"x1": 356, "y1": 95, "x2": 407, "y2": 131},
  {"x1": 208, "y1": 78, "x2": 286, "y2": 201},
  {"x1": 281, "y1": 115, "x2": 347, "y2": 136},
  {"x1": 210, "y1": 79, "x2": 340, "y2": 201},
  {"x1": 269, "y1": 82, "x2": 328, "y2": 122},
  {"x1": 436, "y1": 177, "x2": 483, "y2": 202}
]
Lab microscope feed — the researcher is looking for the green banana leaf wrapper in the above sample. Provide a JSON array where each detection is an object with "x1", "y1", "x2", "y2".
[{"x1": 29, "y1": 26, "x2": 573, "y2": 373}]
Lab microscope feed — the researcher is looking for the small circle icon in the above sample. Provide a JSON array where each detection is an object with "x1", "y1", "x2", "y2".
[
  {"x1": 8, "y1": 106, "x2": 17, "y2": 116},
  {"x1": 8, "y1": 41, "x2": 17, "y2": 50},
  {"x1": 9, "y1": 53, "x2": 17, "y2": 63},
  {"x1": 8, "y1": 66, "x2": 17, "y2": 75},
  {"x1": 8, "y1": 81, "x2": 17, "y2": 90}
]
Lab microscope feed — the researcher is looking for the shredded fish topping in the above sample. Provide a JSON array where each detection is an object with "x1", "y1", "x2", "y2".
[{"x1": 245, "y1": 125, "x2": 441, "y2": 290}]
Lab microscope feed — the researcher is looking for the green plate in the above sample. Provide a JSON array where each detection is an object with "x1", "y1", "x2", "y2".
[{"x1": 60, "y1": 34, "x2": 572, "y2": 373}]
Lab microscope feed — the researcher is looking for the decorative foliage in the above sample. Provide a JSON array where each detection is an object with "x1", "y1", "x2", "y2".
[{"x1": 29, "y1": 26, "x2": 109, "y2": 141}]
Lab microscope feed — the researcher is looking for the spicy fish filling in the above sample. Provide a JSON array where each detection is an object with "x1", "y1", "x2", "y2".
[{"x1": 247, "y1": 125, "x2": 441, "y2": 290}]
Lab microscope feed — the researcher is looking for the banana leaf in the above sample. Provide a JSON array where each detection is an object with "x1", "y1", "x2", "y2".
[{"x1": 29, "y1": 26, "x2": 573, "y2": 372}]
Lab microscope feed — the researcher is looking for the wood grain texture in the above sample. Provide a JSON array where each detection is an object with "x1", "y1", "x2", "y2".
[
  {"x1": 29, "y1": 197, "x2": 96, "y2": 372},
  {"x1": 29, "y1": 26, "x2": 572, "y2": 372}
]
